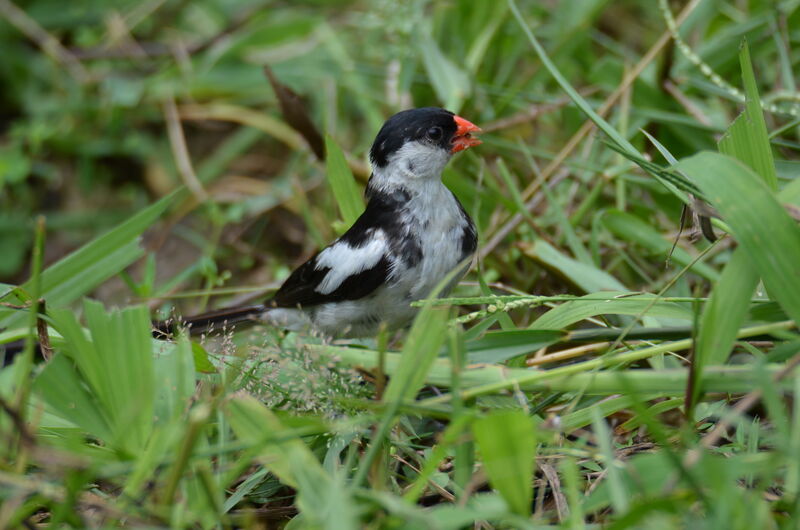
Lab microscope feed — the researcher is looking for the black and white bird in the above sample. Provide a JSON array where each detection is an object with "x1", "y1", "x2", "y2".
[{"x1": 166, "y1": 107, "x2": 481, "y2": 337}]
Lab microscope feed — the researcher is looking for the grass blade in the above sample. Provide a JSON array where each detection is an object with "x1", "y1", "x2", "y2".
[
  {"x1": 678, "y1": 152, "x2": 800, "y2": 325},
  {"x1": 0, "y1": 191, "x2": 180, "y2": 329},
  {"x1": 602, "y1": 210, "x2": 719, "y2": 281},
  {"x1": 324, "y1": 135, "x2": 364, "y2": 226},
  {"x1": 467, "y1": 329, "x2": 563, "y2": 363},
  {"x1": 531, "y1": 292, "x2": 693, "y2": 330},
  {"x1": 691, "y1": 41, "x2": 776, "y2": 406},
  {"x1": 520, "y1": 239, "x2": 627, "y2": 293},
  {"x1": 717, "y1": 41, "x2": 777, "y2": 191}
]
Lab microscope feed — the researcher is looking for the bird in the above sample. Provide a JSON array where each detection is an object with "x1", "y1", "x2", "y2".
[{"x1": 159, "y1": 107, "x2": 482, "y2": 338}]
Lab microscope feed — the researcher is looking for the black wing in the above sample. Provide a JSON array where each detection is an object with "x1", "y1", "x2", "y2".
[
  {"x1": 268, "y1": 185, "x2": 414, "y2": 309},
  {"x1": 268, "y1": 251, "x2": 390, "y2": 308}
]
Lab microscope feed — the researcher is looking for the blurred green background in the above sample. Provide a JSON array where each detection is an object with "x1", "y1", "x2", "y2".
[
  {"x1": 8, "y1": 0, "x2": 798, "y2": 314},
  {"x1": 3, "y1": 1, "x2": 800, "y2": 527},
  {"x1": 1, "y1": 0, "x2": 799, "y2": 322}
]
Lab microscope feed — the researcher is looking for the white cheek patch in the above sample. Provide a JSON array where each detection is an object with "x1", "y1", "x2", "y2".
[
  {"x1": 314, "y1": 231, "x2": 387, "y2": 294},
  {"x1": 389, "y1": 141, "x2": 451, "y2": 179}
]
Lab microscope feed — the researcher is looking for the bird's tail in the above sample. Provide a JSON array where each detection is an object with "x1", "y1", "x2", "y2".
[
  {"x1": 153, "y1": 304, "x2": 266, "y2": 338},
  {"x1": 2, "y1": 304, "x2": 267, "y2": 366}
]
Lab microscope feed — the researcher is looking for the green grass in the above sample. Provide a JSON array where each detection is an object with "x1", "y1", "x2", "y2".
[{"x1": 2, "y1": 0, "x2": 800, "y2": 527}]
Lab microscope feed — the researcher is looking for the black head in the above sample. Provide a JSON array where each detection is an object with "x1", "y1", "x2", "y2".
[{"x1": 369, "y1": 107, "x2": 459, "y2": 168}]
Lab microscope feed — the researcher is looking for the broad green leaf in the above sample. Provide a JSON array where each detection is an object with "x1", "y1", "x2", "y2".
[
  {"x1": 693, "y1": 40, "x2": 777, "y2": 392},
  {"x1": 678, "y1": 152, "x2": 800, "y2": 325},
  {"x1": 85, "y1": 300, "x2": 154, "y2": 450},
  {"x1": 191, "y1": 341, "x2": 217, "y2": 374},
  {"x1": 153, "y1": 336, "x2": 197, "y2": 425},
  {"x1": 46, "y1": 300, "x2": 155, "y2": 454},
  {"x1": 520, "y1": 239, "x2": 627, "y2": 293},
  {"x1": 531, "y1": 291, "x2": 693, "y2": 330},
  {"x1": 467, "y1": 329, "x2": 563, "y2": 363},
  {"x1": 324, "y1": 135, "x2": 363, "y2": 226},
  {"x1": 33, "y1": 353, "x2": 113, "y2": 442},
  {"x1": 0, "y1": 190, "x2": 180, "y2": 329},
  {"x1": 602, "y1": 210, "x2": 720, "y2": 281},
  {"x1": 472, "y1": 410, "x2": 536, "y2": 516}
]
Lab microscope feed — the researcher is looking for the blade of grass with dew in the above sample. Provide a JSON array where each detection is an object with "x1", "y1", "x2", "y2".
[
  {"x1": 602, "y1": 210, "x2": 720, "y2": 281},
  {"x1": 520, "y1": 239, "x2": 627, "y2": 293},
  {"x1": 0, "y1": 190, "x2": 181, "y2": 329},
  {"x1": 531, "y1": 292, "x2": 693, "y2": 330},
  {"x1": 678, "y1": 153, "x2": 800, "y2": 325},
  {"x1": 472, "y1": 410, "x2": 536, "y2": 516},
  {"x1": 324, "y1": 135, "x2": 363, "y2": 226}
]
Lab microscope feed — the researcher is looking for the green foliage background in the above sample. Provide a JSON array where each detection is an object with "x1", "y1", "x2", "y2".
[{"x1": 1, "y1": 0, "x2": 800, "y2": 527}]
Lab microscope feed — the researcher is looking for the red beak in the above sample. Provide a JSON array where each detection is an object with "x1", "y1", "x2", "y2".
[{"x1": 451, "y1": 115, "x2": 482, "y2": 154}]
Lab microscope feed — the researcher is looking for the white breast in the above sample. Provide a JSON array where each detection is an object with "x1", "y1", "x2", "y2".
[{"x1": 394, "y1": 180, "x2": 471, "y2": 299}]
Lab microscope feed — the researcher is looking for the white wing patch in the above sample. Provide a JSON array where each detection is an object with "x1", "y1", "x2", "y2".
[{"x1": 314, "y1": 230, "x2": 387, "y2": 295}]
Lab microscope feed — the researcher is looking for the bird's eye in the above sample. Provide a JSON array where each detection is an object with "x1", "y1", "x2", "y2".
[{"x1": 426, "y1": 126, "x2": 443, "y2": 141}]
